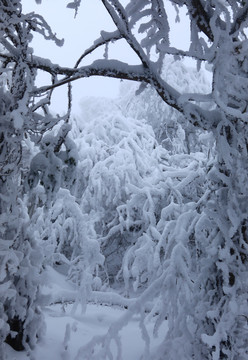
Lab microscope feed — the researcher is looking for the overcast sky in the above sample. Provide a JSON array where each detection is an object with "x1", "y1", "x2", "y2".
[{"x1": 22, "y1": 0, "x2": 190, "y2": 116}]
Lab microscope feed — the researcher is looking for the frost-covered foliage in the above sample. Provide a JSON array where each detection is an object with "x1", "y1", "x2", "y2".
[
  {"x1": 28, "y1": 186, "x2": 104, "y2": 311},
  {"x1": 30, "y1": 90, "x2": 209, "y2": 298},
  {"x1": 68, "y1": 91, "x2": 211, "y2": 359},
  {"x1": 62, "y1": 1, "x2": 248, "y2": 359},
  {"x1": 27, "y1": 124, "x2": 78, "y2": 205},
  {"x1": 73, "y1": 106, "x2": 160, "y2": 280},
  {"x1": 70, "y1": 61, "x2": 212, "y2": 294},
  {"x1": 0, "y1": 0, "x2": 73, "y2": 355},
  {"x1": 118, "y1": 56, "x2": 213, "y2": 154},
  {"x1": 24, "y1": 118, "x2": 105, "y2": 311},
  {"x1": 2, "y1": 1, "x2": 248, "y2": 359}
]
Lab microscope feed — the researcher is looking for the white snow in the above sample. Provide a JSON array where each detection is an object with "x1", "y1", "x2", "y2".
[{"x1": 4, "y1": 267, "x2": 167, "y2": 360}]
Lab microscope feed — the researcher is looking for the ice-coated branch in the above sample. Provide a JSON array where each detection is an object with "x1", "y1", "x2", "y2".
[
  {"x1": 188, "y1": 0, "x2": 214, "y2": 41},
  {"x1": 170, "y1": 0, "x2": 214, "y2": 41},
  {"x1": 230, "y1": 2, "x2": 248, "y2": 35},
  {"x1": 101, "y1": 0, "x2": 152, "y2": 70},
  {"x1": 74, "y1": 30, "x2": 121, "y2": 68},
  {"x1": 27, "y1": 13, "x2": 64, "y2": 46},
  {"x1": 32, "y1": 58, "x2": 217, "y2": 131},
  {"x1": 32, "y1": 60, "x2": 148, "y2": 89},
  {"x1": 101, "y1": 0, "x2": 130, "y2": 35},
  {"x1": 156, "y1": 45, "x2": 208, "y2": 61}
]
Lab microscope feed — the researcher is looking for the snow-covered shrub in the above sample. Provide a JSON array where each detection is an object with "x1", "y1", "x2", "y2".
[
  {"x1": 119, "y1": 150, "x2": 209, "y2": 294},
  {"x1": 28, "y1": 186, "x2": 104, "y2": 311},
  {"x1": 25, "y1": 121, "x2": 104, "y2": 310},
  {"x1": 69, "y1": 95, "x2": 211, "y2": 295},
  {"x1": 73, "y1": 107, "x2": 161, "y2": 281}
]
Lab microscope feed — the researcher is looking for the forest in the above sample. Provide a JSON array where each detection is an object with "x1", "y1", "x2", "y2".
[{"x1": 1, "y1": 1, "x2": 248, "y2": 359}]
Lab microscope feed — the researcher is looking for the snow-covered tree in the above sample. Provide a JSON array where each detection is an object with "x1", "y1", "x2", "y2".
[
  {"x1": 118, "y1": 56, "x2": 213, "y2": 154},
  {"x1": 0, "y1": 0, "x2": 72, "y2": 354},
  {"x1": 73, "y1": 81, "x2": 211, "y2": 291},
  {"x1": 1, "y1": 1, "x2": 248, "y2": 359},
  {"x1": 74, "y1": 107, "x2": 161, "y2": 281},
  {"x1": 51, "y1": 1, "x2": 247, "y2": 359}
]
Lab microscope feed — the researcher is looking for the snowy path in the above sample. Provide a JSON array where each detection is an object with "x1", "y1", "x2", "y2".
[
  {"x1": 5, "y1": 267, "x2": 167, "y2": 360},
  {"x1": 5, "y1": 303, "x2": 166, "y2": 360}
]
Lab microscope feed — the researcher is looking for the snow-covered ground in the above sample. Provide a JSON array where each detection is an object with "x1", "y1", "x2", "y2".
[
  {"x1": 4, "y1": 267, "x2": 167, "y2": 360},
  {"x1": 5, "y1": 303, "x2": 164, "y2": 360}
]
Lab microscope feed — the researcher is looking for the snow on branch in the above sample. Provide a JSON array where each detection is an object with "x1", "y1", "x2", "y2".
[
  {"x1": 31, "y1": 57, "x2": 216, "y2": 131},
  {"x1": 230, "y1": 2, "x2": 248, "y2": 35},
  {"x1": 186, "y1": 0, "x2": 214, "y2": 41},
  {"x1": 74, "y1": 30, "x2": 122, "y2": 68}
]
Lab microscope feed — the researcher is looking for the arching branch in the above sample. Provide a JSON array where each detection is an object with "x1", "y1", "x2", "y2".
[{"x1": 31, "y1": 58, "x2": 217, "y2": 131}]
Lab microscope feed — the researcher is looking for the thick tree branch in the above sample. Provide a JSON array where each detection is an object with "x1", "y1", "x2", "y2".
[
  {"x1": 32, "y1": 61, "x2": 156, "y2": 94},
  {"x1": 185, "y1": 0, "x2": 214, "y2": 41},
  {"x1": 28, "y1": 56, "x2": 72, "y2": 76},
  {"x1": 102, "y1": 0, "x2": 130, "y2": 34},
  {"x1": 32, "y1": 58, "x2": 216, "y2": 131},
  {"x1": 101, "y1": 0, "x2": 151, "y2": 70}
]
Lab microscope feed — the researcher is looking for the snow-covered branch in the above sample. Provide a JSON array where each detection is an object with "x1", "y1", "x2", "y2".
[
  {"x1": 31, "y1": 57, "x2": 217, "y2": 130},
  {"x1": 185, "y1": 0, "x2": 214, "y2": 41},
  {"x1": 74, "y1": 30, "x2": 122, "y2": 68}
]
